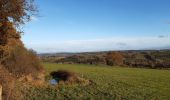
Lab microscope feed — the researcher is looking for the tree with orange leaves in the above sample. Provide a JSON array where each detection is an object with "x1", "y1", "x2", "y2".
[
  {"x1": 0, "y1": 0, "x2": 37, "y2": 62},
  {"x1": 106, "y1": 52, "x2": 124, "y2": 66},
  {"x1": 0, "y1": 1, "x2": 44, "y2": 99}
]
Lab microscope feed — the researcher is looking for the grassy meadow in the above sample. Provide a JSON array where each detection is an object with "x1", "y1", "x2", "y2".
[{"x1": 19, "y1": 63, "x2": 170, "y2": 100}]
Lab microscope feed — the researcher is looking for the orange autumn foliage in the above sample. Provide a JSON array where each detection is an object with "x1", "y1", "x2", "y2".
[{"x1": 106, "y1": 52, "x2": 124, "y2": 66}]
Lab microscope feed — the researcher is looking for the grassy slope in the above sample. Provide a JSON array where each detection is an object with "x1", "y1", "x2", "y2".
[{"x1": 22, "y1": 63, "x2": 170, "y2": 100}]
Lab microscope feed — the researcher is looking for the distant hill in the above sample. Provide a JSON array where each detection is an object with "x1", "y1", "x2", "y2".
[
  {"x1": 38, "y1": 49, "x2": 170, "y2": 58},
  {"x1": 39, "y1": 49, "x2": 170, "y2": 69},
  {"x1": 38, "y1": 52, "x2": 76, "y2": 57}
]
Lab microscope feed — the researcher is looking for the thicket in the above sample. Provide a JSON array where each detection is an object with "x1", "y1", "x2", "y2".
[
  {"x1": 2, "y1": 46, "x2": 43, "y2": 77},
  {"x1": 0, "y1": 0, "x2": 44, "y2": 99}
]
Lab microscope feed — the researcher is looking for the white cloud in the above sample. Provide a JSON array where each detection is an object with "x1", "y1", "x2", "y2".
[{"x1": 24, "y1": 36, "x2": 170, "y2": 53}]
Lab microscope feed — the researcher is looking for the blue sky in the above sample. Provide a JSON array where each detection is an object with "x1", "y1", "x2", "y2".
[{"x1": 22, "y1": 0, "x2": 170, "y2": 53}]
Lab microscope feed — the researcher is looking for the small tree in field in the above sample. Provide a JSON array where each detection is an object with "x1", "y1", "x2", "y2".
[{"x1": 106, "y1": 52, "x2": 124, "y2": 66}]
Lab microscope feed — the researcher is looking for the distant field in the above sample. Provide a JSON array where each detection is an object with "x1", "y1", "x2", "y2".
[{"x1": 21, "y1": 63, "x2": 170, "y2": 100}]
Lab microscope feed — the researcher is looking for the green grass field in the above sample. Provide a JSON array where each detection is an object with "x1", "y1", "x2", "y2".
[{"x1": 21, "y1": 63, "x2": 170, "y2": 100}]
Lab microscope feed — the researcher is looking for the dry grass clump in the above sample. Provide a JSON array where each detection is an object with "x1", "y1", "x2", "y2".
[
  {"x1": 50, "y1": 70, "x2": 90, "y2": 85},
  {"x1": 0, "y1": 65, "x2": 15, "y2": 100}
]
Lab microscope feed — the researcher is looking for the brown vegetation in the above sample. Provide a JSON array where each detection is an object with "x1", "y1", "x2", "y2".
[
  {"x1": 2, "y1": 47, "x2": 43, "y2": 77},
  {"x1": 0, "y1": 65, "x2": 14, "y2": 100},
  {"x1": 106, "y1": 52, "x2": 124, "y2": 66},
  {"x1": 0, "y1": 0, "x2": 44, "y2": 99}
]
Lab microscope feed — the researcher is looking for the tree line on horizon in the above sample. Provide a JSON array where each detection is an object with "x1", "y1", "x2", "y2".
[{"x1": 41, "y1": 50, "x2": 170, "y2": 69}]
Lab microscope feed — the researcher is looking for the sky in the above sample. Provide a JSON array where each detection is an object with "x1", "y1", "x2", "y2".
[{"x1": 22, "y1": 0, "x2": 170, "y2": 53}]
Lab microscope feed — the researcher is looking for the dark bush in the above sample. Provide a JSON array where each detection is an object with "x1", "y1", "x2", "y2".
[
  {"x1": 50, "y1": 70, "x2": 90, "y2": 85},
  {"x1": 50, "y1": 70, "x2": 77, "y2": 82},
  {"x1": 50, "y1": 70, "x2": 79, "y2": 83}
]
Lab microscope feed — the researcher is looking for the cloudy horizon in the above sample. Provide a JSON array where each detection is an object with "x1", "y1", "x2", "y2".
[{"x1": 23, "y1": 36, "x2": 170, "y2": 53}]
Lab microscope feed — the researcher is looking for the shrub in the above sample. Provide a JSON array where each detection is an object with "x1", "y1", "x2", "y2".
[
  {"x1": 106, "y1": 52, "x2": 124, "y2": 66},
  {"x1": 2, "y1": 46, "x2": 44, "y2": 78}
]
